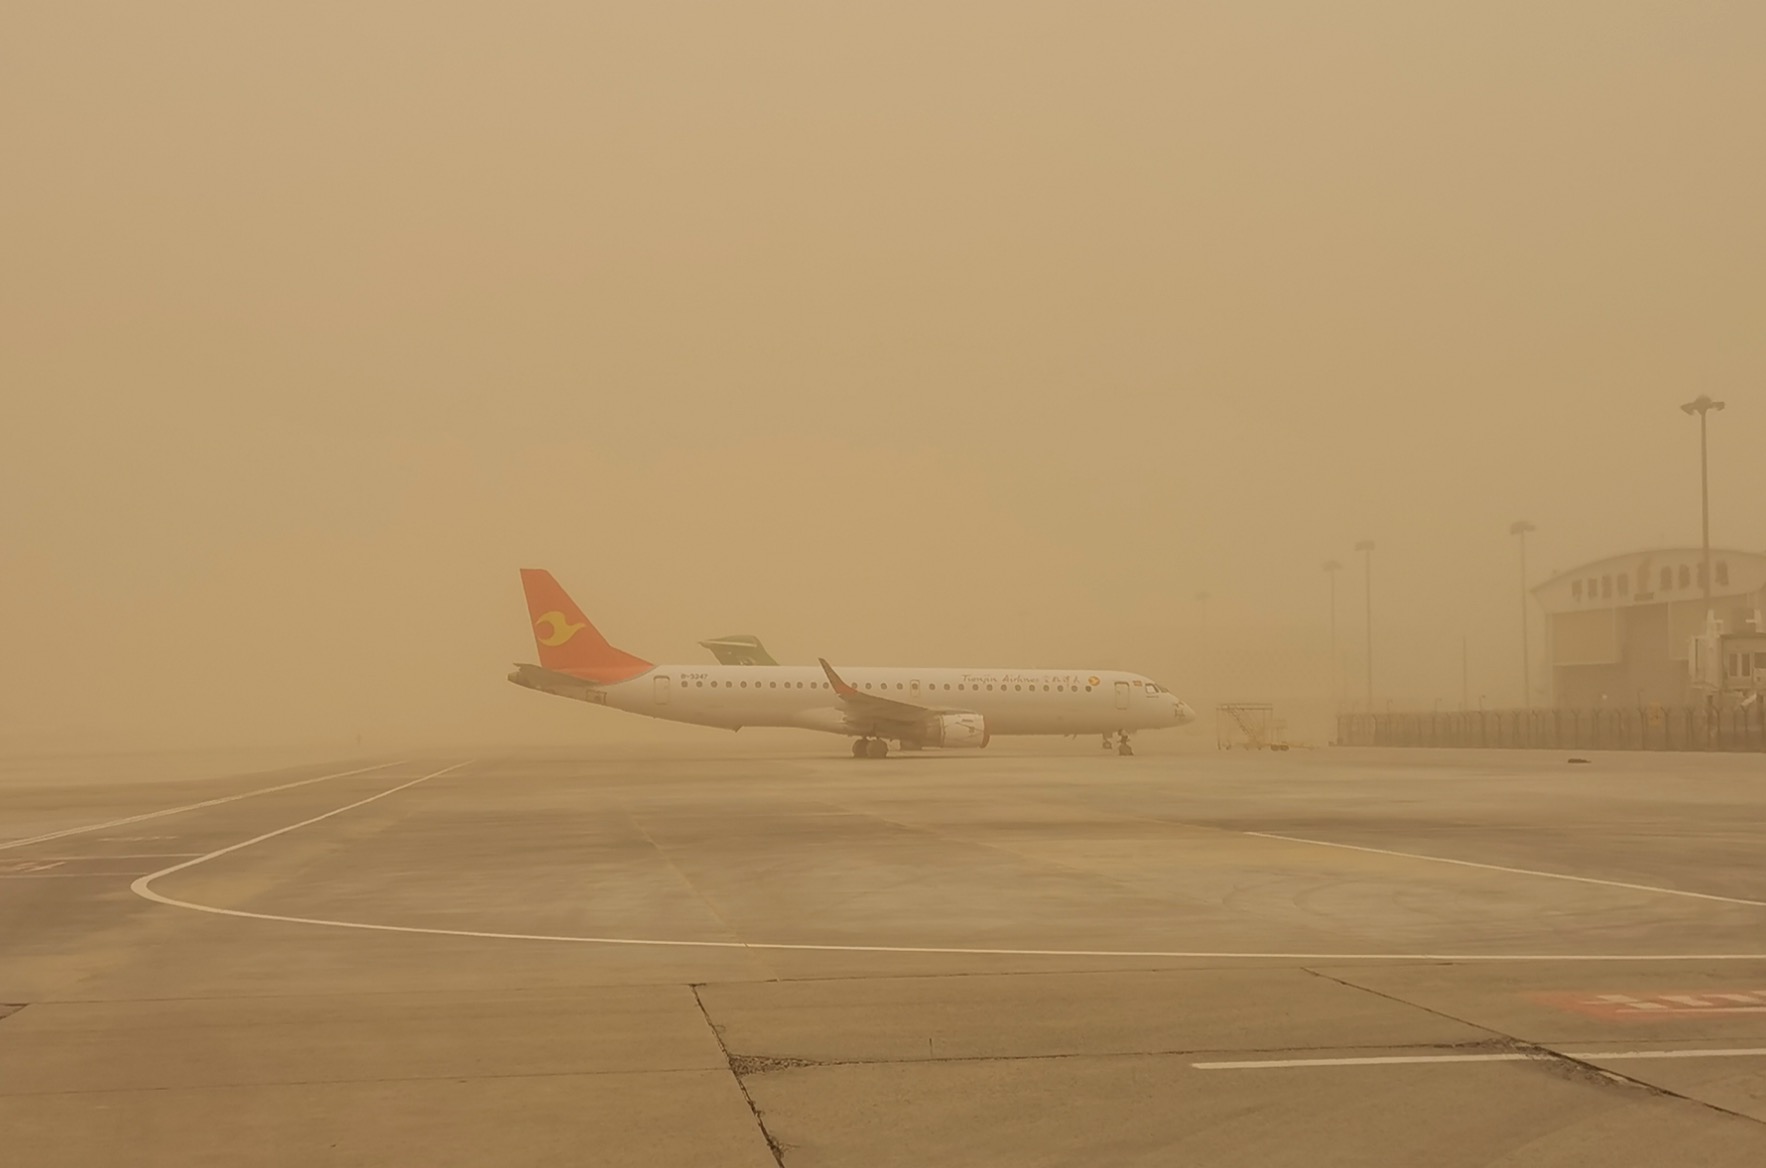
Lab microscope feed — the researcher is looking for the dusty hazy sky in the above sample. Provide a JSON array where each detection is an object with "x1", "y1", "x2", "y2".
[{"x1": 5, "y1": 2, "x2": 1762, "y2": 749}]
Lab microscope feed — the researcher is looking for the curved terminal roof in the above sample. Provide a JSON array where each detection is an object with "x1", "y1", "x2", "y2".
[{"x1": 1532, "y1": 548, "x2": 1766, "y2": 614}]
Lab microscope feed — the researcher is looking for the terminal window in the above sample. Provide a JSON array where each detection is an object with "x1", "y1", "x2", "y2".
[{"x1": 1717, "y1": 561, "x2": 1730, "y2": 587}]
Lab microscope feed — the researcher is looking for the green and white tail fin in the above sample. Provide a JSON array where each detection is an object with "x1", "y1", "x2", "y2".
[{"x1": 699, "y1": 634, "x2": 779, "y2": 666}]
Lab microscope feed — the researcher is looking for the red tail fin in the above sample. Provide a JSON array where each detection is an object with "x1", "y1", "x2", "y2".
[{"x1": 518, "y1": 569, "x2": 653, "y2": 683}]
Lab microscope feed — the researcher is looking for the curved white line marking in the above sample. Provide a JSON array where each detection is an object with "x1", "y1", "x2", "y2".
[
  {"x1": 131, "y1": 762, "x2": 1766, "y2": 963},
  {"x1": 2, "y1": 761, "x2": 405, "y2": 852},
  {"x1": 1245, "y1": 831, "x2": 1766, "y2": 908}
]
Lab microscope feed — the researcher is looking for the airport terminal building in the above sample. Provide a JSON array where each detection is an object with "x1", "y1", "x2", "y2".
[{"x1": 1533, "y1": 547, "x2": 1766, "y2": 708}]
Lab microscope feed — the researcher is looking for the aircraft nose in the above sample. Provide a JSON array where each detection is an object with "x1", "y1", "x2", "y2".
[{"x1": 1174, "y1": 699, "x2": 1195, "y2": 723}]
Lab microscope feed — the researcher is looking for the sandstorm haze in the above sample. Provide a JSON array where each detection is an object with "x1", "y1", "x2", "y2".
[{"x1": 4, "y1": 2, "x2": 1761, "y2": 752}]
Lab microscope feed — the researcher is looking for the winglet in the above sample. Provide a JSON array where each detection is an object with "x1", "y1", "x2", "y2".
[{"x1": 818, "y1": 657, "x2": 858, "y2": 697}]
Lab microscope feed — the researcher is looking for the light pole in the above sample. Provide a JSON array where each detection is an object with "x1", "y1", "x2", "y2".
[
  {"x1": 1461, "y1": 634, "x2": 1469, "y2": 711},
  {"x1": 1679, "y1": 395, "x2": 1725, "y2": 614},
  {"x1": 1509, "y1": 520, "x2": 1536, "y2": 708},
  {"x1": 1354, "y1": 540, "x2": 1375, "y2": 712},
  {"x1": 1323, "y1": 559, "x2": 1342, "y2": 707}
]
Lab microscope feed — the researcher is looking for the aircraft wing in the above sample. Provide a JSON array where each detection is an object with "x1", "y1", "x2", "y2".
[{"x1": 817, "y1": 658, "x2": 971, "y2": 731}]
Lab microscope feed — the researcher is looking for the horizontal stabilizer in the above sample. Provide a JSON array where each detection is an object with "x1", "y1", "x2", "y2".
[{"x1": 507, "y1": 663, "x2": 609, "y2": 705}]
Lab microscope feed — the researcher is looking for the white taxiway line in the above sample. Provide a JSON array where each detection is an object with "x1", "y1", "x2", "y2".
[
  {"x1": 6, "y1": 853, "x2": 205, "y2": 861},
  {"x1": 1244, "y1": 831, "x2": 1766, "y2": 909},
  {"x1": 0, "y1": 761, "x2": 406, "y2": 853},
  {"x1": 128, "y1": 762, "x2": 1766, "y2": 963},
  {"x1": 1194, "y1": 1048, "x2": 1766, "y2": 1070},
  {"x1": 2, "y1": 872, "x2": 177, "y2": 879},
  {"x1": 133, "y1": 760, "x2": 475, "y2": 906}
]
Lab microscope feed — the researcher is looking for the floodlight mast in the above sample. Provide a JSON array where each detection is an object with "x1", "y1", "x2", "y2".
[
  {"x1": 1323, "y1": 559, "x2": 1343, "y2": 709},
  {"x1": 1509, "y1": 520, "x2": 1536, "y2": 708},
  {"x1": 1354, "y1": 541, "x2": 1374, "y2": 711},
  {"x1": 1679, "y1": 395, "x2": 1725, "y2": 616}
]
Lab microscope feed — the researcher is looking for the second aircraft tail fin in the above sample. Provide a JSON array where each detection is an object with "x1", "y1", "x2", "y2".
[{"x1": 699, "y1": 634, "x2": 779, "y2": 666}]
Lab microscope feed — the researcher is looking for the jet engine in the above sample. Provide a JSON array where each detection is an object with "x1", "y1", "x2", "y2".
[{"x1": 923, "y1": 712, "x2": 988, "y2": 748}]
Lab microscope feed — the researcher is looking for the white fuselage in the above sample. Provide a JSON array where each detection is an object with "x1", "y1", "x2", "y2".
[{"x1": 591, "y1": 664, "x2": 1194, "y2": 739}]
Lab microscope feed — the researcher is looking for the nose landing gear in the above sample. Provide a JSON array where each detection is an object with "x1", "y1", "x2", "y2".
[{"x1": 1116, "y1": 731, "x2": 1134, "y2": 757}]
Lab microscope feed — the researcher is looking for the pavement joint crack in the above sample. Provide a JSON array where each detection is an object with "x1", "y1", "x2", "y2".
[
  {"x1": 692, "y1": 985, "x2": 788, "y2": 1165},
  {"x1": 625, "y1": 810, "x2": 779, "y2": 981},
  {"x1": 1301, "y1": 967, "x2": 1515, "y2": 1043},
  {"x1": 693, "y1": 1039, "x2": 1572, "y2": 1075},
  {"x1": 1541, "y1": 1048, "x2": 1766, "y2": 1128},
  {"x1": 0, "y1": 1065, "x2": 727, "y2": 1099},
  {"x1": 728, "y1": 1054, "x2": 819, "y2": 1076},
  {"x1": 1302, "y1": 968, "x2": 1766, "y2": 1128}
]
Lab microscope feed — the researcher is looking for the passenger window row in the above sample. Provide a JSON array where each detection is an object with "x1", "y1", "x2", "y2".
[
  {"x1": 682, "y1": 679, "x2": 1096, "y2": 693},
  {"x1": 685, "y1": 680, "x2": 830, "y2": 688},
  {"x1": 858, "y1": 682, "x2": 1092, "y2": 693}
]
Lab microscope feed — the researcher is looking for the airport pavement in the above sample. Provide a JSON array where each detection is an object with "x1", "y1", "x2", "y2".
[{"x1": 3, "y1": 743, "x2": 1766, "y2": 1165}]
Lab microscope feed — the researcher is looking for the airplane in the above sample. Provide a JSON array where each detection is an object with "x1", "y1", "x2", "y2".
[
  {"x1": 508, "y1": 568, "x2": 1196, "y2": 757},
  {"x1": 699, "y1": 632, "x2": 1156, "y2": 748}
]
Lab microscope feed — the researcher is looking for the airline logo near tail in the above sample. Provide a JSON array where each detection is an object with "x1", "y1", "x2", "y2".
[
  {"x1": 534, "y1": 612, "x2": 586, "y2": 646},
  {"x1": 518, "y1": 569, "x2": 653, "y2": 683}
]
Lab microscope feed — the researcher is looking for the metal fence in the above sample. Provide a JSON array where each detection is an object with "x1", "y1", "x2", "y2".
[{"x1": 1338, "y1": 705, "x2": 1766, "y2": 752}]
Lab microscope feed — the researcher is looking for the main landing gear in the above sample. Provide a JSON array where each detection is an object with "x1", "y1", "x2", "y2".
[
  {"x1": 1116, "y1": 731, "x2": 1134, "y2": 757},
  {"x1": 852, "y1": 737, "x2": 890, "y2": 759}
]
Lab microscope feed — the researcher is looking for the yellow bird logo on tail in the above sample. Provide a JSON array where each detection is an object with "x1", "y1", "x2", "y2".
[{"x1": 535, "y1": 611, "x2": 587, "y2": 646}]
